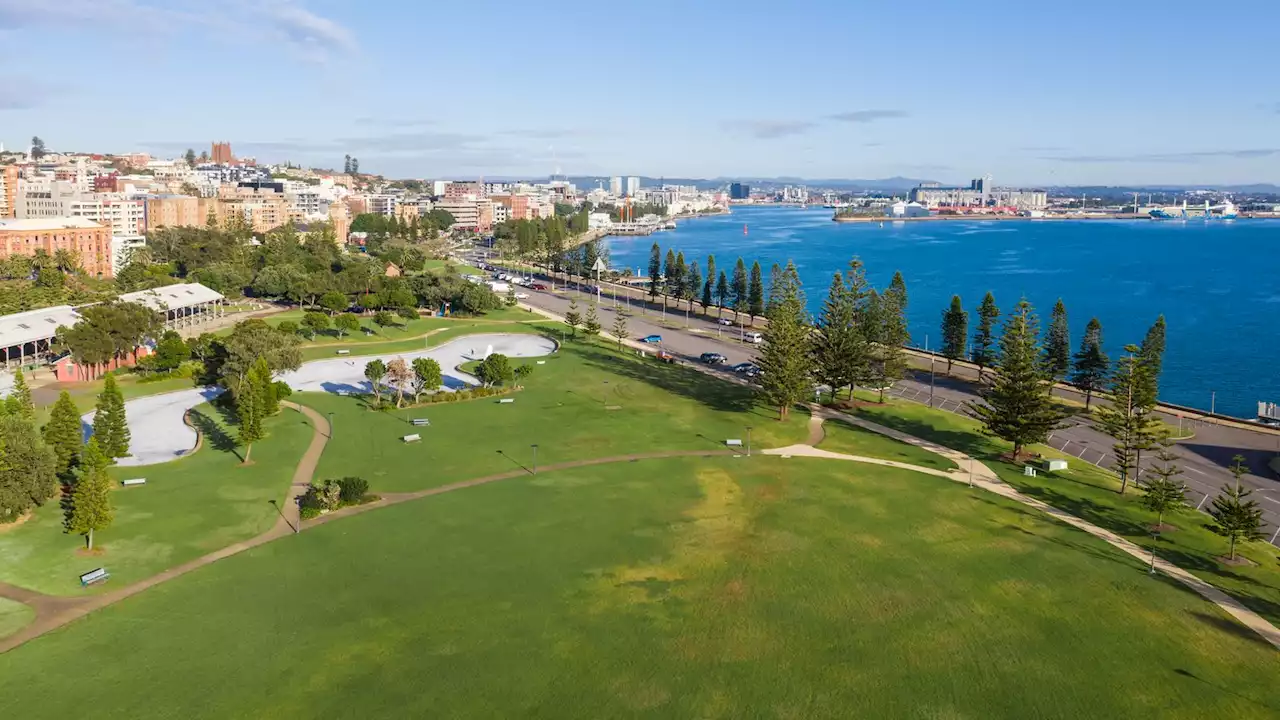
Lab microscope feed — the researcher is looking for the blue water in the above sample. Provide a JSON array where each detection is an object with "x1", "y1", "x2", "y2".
[{"x1": 606, "y1": 206, "x2": 1280, "y2": 419}]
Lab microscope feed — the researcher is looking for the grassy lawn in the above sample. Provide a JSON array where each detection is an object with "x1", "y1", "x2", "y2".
[
  {"x1": 421, "y1": 258, "x2": 484, "y2": 276},
  {"x1": 3, "y1": 456, "x2": 1279, "y2": 718},
  {"x1": 841, "y1": 396, "x2": 1280, "y2": 628},
  {"x1": 297, "y1": 319, "x2": 545, "y2": 362},
  {"x1": 297, "y1": 334, "x2": 809, "y2": 494},
  {"x1": 0, "y1": 403, "x2": 312, "y2": 596},
  {"x1": 0, "y1": 598, "x2": 33, "y2": 640},
  {"x1": 32, "y1": 374, "x2": 198, "y2": 424},
  {"x1": 818, "y1": 418, "x2": 958, "y2": 471}
]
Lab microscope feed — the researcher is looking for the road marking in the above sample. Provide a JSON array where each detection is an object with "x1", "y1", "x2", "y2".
[
  {"x1": 1184, "y1": 467, "x2": 1209, "y2": 476},
  {"x1": 1264, "y1": 496, "x2": 1280, "y2": 506}
]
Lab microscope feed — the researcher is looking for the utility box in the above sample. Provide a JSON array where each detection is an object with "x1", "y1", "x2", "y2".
[{"x1": 1023, "y1": 466, "x2": 1037, "y2": 477}]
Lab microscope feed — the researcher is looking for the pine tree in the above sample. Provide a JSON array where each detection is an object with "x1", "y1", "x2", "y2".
[
  {"x1": 766, "y1": 263, "x2": 783, "y2": 315},
  {"x1": 757, "y1": 261, "x2": 811, "y2": 420},
  {"x1": 0, "y1": 414, "x2": 58, "y2": 523},
  {"x1": 1094, "y1": 345, "x2": 1166, "y2": 494},
  {"x1": 747, "y1": 261, "x2": 765, "y2": 322},
  {"x1": 92, "y1": 374, "x2": 130, "y2": 461},
  {"x1": 1142, "y1": 447, "x2": 1188, "y2": 530},
  {"x1": 1070, "y1": 317, "x2": 1109, "y2": 409},
  {"x1": 647, "y1": 242, "x2": 662, "y2": 304},
  {"x1": 254, "y1": 356, "x2": 280, "y2": 417},
  {"x1": 715, "y1": 270, "x2": 730, "y2": 319},
  {"x1": 44, "y1": 391, "x2": 83, "y2": 480},
  {"x1": 813, "y1": 269, "x2": 868, "y2": 399},
  {"x1": 686, "y1": 260, "x2": 702, "y2": 312},
  {"x1": 940, "y1": 295, "x2": 968, "y2": 375},
  {"x1": 968, "y1": 300, "x2": 1065, "y2": 459},
  {"x1": 1137, "y1": 315, "x2": 1167, "y2": 406},
  {"x1": 702, "y1": 255, "x2": 716, "y2": 313},
  {"x1": 663, "y1": 249, "x2": 677, "y2": 309},
  {"x1": 871, "y1": 281, "x2": 910, "y2": 402},
  {"x1": 6, "y1": 368, "x2": 33, "y2": 420},
  {"x1": 564, "y1": 298, "x2": 581, "y2": 337},
  {"x1": 69, "y1": 438, "x2": 114, "y2": 550},
  {"x1": 612, "y1": 312, "x2": 629, "y2": 351},
  {"x1": 971, "y1": 292, "x2": 999, "y2": 381},
  {"x1": 888, "y1": 271, "x2": 908, "y2": 312},
  {"x1": 1208, "y1": 483, "x2": 1264, "y2": 561},
  {"x1": 237, "y1": 365, "x2": 266, "y2": 463},
  {"x1": 583, "y1": 303, "x2": 601, "y2": 336},
  {"x1": 731, "y1": 258, "x2": 748, "y2": 320},
  {"x1": 670, "y1": 251, "x2": 687, "y2": 310},
  {"x1": 1042, "y1": 298, "x2": 1070, "y2": 381}
]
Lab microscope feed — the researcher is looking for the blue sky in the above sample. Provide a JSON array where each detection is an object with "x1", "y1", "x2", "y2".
[{"x1": 2, "y1": 0, "x2": 1278, "y2": 185}]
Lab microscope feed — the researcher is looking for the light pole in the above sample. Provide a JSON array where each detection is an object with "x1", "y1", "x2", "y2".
[
  {"x1": 925, "y1": 334, "x2": 935, "y2": 408},
  {"x1": 531, "y1": 444, "x2": 538, "y2": 475},
  {"x1": 1210, "y1": 391, "x2": 1216, "y2": 415},
  {"x1": 968, "y1": 457, "x2": 974, "y2": 488},
  {"x1": 328, "y1": 412, "x2": 334, "y2": 439},
  {"x1": 746, "y1": 426, "x2": 753, "y2": 457},
  {"x1": 1149, "y1": 529, "x2": 1159, "y2": 575}
]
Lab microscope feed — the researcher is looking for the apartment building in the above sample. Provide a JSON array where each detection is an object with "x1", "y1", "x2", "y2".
[
  {"x1": 0, "y1": 218, "x2": 114, "y2": 277},
  {"x1": 0, "y1": 166, "x2": 16, "y2": 218},
  {"x1": 433, "y1": 198, "x2": 492, "y2": 232},
  {"x1": 144, "y1": 194, "x2": 203, "y2": 230},
  {"x1": 15, "y1": 179, "x2": 145, "y2": 236}
]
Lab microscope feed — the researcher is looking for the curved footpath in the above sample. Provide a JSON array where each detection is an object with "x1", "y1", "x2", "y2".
[{"x1": 4, "y1": 391, "x2": 1280, "y2": 654}]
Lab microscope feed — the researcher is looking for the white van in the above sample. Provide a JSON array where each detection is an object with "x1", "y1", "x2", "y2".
[{"x1": 744, "y1": 331, "x2": 763, "y2": 344}]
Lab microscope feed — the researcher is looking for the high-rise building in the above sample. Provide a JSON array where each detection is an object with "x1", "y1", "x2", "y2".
[
  {"x1": 211, "y1": 142, "x2": 234, "y2": 165},
  {"x1": 625, "y1": 176, "x2": 640, "y2": 197},
  {"x1": 729, "y1": 182, "x2": 751, "y2": 200},
  {"x1": 0, "y1": 166, "x2": 17, "y2": 218},
  {"x1": 609, "y1": 176, "x2": 622, "y2": 196}
]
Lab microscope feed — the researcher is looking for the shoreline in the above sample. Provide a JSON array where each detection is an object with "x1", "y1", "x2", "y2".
[{"x1": 833, "y1": 213, "x2": 1279, "y2": 223}]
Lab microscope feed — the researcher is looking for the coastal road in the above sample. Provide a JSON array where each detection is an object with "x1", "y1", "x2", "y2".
[{"x1": 474, "y1": 252, "x2": 1280, "y2": 541}]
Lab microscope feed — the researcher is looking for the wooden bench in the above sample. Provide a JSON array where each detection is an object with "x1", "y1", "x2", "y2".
[
  {"x1": 411, "y1": 418, "x2": 430, "y2": 427},
  {"x1": 80, "y1": 567, "x2": 110, "y2": 587},
  {"x1": 403, "y1": 434, "x2": 422, "y2": 443},
  {"x1": 120, "y1": 478, "x2": 146, "y2": 487},
  {"x1": 725, "y1": 439, "x2": 743, "y2": 447}
]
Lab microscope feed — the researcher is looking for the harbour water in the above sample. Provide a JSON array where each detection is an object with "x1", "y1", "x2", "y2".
[{"x1": 605, "y1": 205, "x2": 1280, "y2": 419}]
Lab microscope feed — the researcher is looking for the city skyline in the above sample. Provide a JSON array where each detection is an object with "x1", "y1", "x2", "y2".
[{"x1": 2, "y1": 0, "x2": 1279, "y2": 184}]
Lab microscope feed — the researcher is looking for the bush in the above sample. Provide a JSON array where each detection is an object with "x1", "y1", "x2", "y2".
[
  {"x1": 273, "y1": 380, "x2": 293, "y2": 399},
  {"x1": 336, "y1": 476, "x2": 369, "y2": 504},
  {"x1": 278, "y1": 320, "x2": 301, "y2": 336}
]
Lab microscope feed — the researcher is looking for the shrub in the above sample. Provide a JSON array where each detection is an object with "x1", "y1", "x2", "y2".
[
  {"x1": 278, "y1": 320, "x2": 301, "y2": 336},
  {"x1": 337, "y1": 476, "x2": 369, "y2": 504},
  {"x1": 273, "y1": 380, "x2": 293, "y2": 399}
]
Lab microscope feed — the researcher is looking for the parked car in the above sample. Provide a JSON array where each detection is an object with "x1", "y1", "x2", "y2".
[
  {"x1": 514, "y1": 292, "x2": 530, "y2": 300},
  {"x1": 656, "y1": 350, "x2": 676, "y2": 364},
  {"x1": 531, "y1": 283, "x2": 549, "y2": 291},
  {"x1": 718, "y1": 317, "x2": 735, "y2": 326},
  {"x1": 744, "y1": 331, "x2": 763, "y2": 344},
  {"x1": 731, "y1": 362, "x2": 760, "y2": 376},
  {"x1": 641, "y1": 334, "x2": 663, "y2": 343},
  {"x1": 700, "y1": 352, "x2": 728, "y2": 364}
]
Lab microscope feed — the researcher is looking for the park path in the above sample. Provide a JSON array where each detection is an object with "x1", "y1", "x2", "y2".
[{"x1": 781, "y1": 407, "x2": 1280, "y2": 652}]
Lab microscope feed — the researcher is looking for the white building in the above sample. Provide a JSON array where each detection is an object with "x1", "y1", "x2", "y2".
[
  {"x1": 15, "y1": 179, "x2": 146, "y2": 237},
  {"x1": 365, "y1": 194, "x2": 400, "y2": 216},
  {"x1": 625, "y1": 176, "x2": 640, "y2": 197},
  {"x1": 587, "y1": 212, "x2": 612, "y2": 229},
  {"x1": 491, "y1": 203, "x2": 510, "y2": 224},
  {"x1": 886, "y1": 201, "x2": 930, "y2": 218},
  {"x1": 609, "y1": 176, "x2": 622, "y2": 196}
]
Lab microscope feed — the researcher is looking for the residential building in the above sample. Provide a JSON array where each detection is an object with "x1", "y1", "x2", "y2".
[
  {"x1": 15, "y1": 179, "x2": 145, "y2": 237},
  {"x1": 431, "y1": 180, "x2": 448, "y2": 196},
  {"x1": 0, "y1": 218, "x2": 114, "y2": 277},
  {"x1": 609, "y1": 176, "x2": 622, "y2": 196},
  {"x1": 366, "y1": 194, "x2": 400, "y2": 216},
  {"x1": 144, "y1": 194, "x2": 202, "y2": 230},
  {"x1": 0, "y1": 166, "x2": 16, "y2": 218},
  {"x1": 729, "y1": 182, "x2": 751, "y2": 200},
  {"x1": 201, "y1": 184, "x2": 289, "y2": 233},
  {"x1": 491, "y1": 203, "x2": 509, "y2": 224},
  {"x1": 626, "y1": 176, "x2": 640, "y2": 197},
  {"x1": 211, "y1": 142, "x2": 234, "y2": 164},
  {"x1": 394, "y1": 203, "x2": 419, "y2": 223},
  {"x1": 433, "y1": 198, "x2": 492, "y2": 232},
  {"x1": 328, "y1": 202, "x2": 351, "y2": 242},
  {"x1": 444, "y1": 181, "x2": 482, "y2": 200}
]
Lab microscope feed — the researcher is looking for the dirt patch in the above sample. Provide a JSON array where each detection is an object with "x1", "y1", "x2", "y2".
[
  {"x1": 0, "y1": 512, "x2": 34, "y2": 533},
  {"x1": 74, "y1": 547, "x2": 106, "y2": 557},
  {"x1": 1149, "y1": 523, "x2": 1179, "y2": 533},
  {"x1": 1216, "y1": 554, "x2": 1258, "y2": 567}
]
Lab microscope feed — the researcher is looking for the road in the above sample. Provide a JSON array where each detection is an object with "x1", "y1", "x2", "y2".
[{"x1": 472, "y1": 251, "x2": 1280, "y2": 541}]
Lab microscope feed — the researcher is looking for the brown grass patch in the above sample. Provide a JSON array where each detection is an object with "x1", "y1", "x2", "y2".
[{"x1": 0, "y1": 512, "x2": 33, "y2": 533}]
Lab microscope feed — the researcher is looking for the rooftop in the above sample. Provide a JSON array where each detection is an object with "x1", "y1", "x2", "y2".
[
  {"x1": 0, "y1": 217, "x2": 106, "y2": 231},
  {"x1": 0, "y1": 305, "x2": 81, "y2": 349},
  {"x1": 119, "y1": 283, "x2": 224, "y2": 312}
]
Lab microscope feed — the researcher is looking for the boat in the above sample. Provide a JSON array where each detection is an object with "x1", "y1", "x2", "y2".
[
  {"x1": 1149, "y1": 200, "x2": 1238, "y2": 220},
  {"x1": 743, "y1": 224, "x2": 748, "y2": 236}
]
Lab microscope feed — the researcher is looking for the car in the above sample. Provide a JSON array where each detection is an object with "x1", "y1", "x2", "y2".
[
  {"x1": 655, "y1": 350, "x2": 676, "y2": 363},
  {"x1": 731, "y1": 362, "x2": 758, "y2": 374},
  {"x1": 743, "y1": 331, "x2": 763, "y2": 344},
  {"x1": 514, "y1": 292, "x2": 530, "y2": 300},
  {"x1": 718, "y1": 317, "x2": 735, "y2": 326},
  {"x1": 700, "y1": 352, "x2": 728, "y2": 364},
  {"x1": 641, "y1": 334, "x2": 663, "y2": 343},
  {"x1": 531, "y1": 283, "x2": 548, "y2": 291}
]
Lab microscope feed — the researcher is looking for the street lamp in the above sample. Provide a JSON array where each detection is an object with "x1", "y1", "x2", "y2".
[
  {"x1": 531, "y1": 444, "x2": 538, "y2": 475},
  {"x1": 746, "y1": 426, "x2": 753, "y2": 457},
  {"x1": 328, "y1": 412, "x2": 334, "y2": 439}
]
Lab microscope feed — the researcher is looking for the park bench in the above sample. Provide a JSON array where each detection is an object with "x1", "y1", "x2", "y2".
[
  {"x1": 411, "y1": 418, "x2": 430, "y2": 427},
  {"x1": 120, "y1": 478, "x2": 146, "y2": 487},
  {"x1": 498, "y1": 399, "x2": 515, "y2": 404},
  {"x1": 725, "y1": 439, "x2": 743, "y2": 447},
  {"x1": 336, "y1": 349, "x2": 350, "y2": 355},
  {"x1": 403, "y1": 434, "x2": 422, "y2": 443},
  {"x1": 80, "y1": 568, "x2": 109, "y2": 587}
]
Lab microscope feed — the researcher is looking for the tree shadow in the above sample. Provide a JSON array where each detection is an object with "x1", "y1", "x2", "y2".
[
  {"x1": 189, "y1": 406, "x2": 240, "y2": 457},
  {"x1": 1173, "y1": 667, "x2": 1280, "y2": 712},
  {"x1": 574, "y1": 344, "x2": 756, "y2": 414}
]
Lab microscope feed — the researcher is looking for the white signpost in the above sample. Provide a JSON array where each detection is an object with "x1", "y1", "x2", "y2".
[{"x1": 592, "y1": 257, "x2": 607, "y2": 304}]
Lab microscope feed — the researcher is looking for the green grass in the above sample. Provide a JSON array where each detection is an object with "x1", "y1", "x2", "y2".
[
  {"x1": 299, "y1": 334, "x2": 809, "y2": 493},
  {"x1": 0, "y1": 598, "x2": 33, "y2": 640},
  {"x1": 3, "y1": 457, "x2": 1280, "y2": 718},
  {"x1": 0, "y1": 403, "x2": 313, "y2": 596},
  {"x1": 421, "y1": 258, "x2": 484, "y2": 276},
  {"x1": 33, "y1": 374, "x2": 198, "y2": 424},
  {"x1": 297, "y1": 319, "x2": 544, "y2": 362},
  {"x1": 841, "y1": 396, "x2": 1280, "y2": 628},
  {"x1": 818, "y1": 418, "x2": 958, "y2": 471}
]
